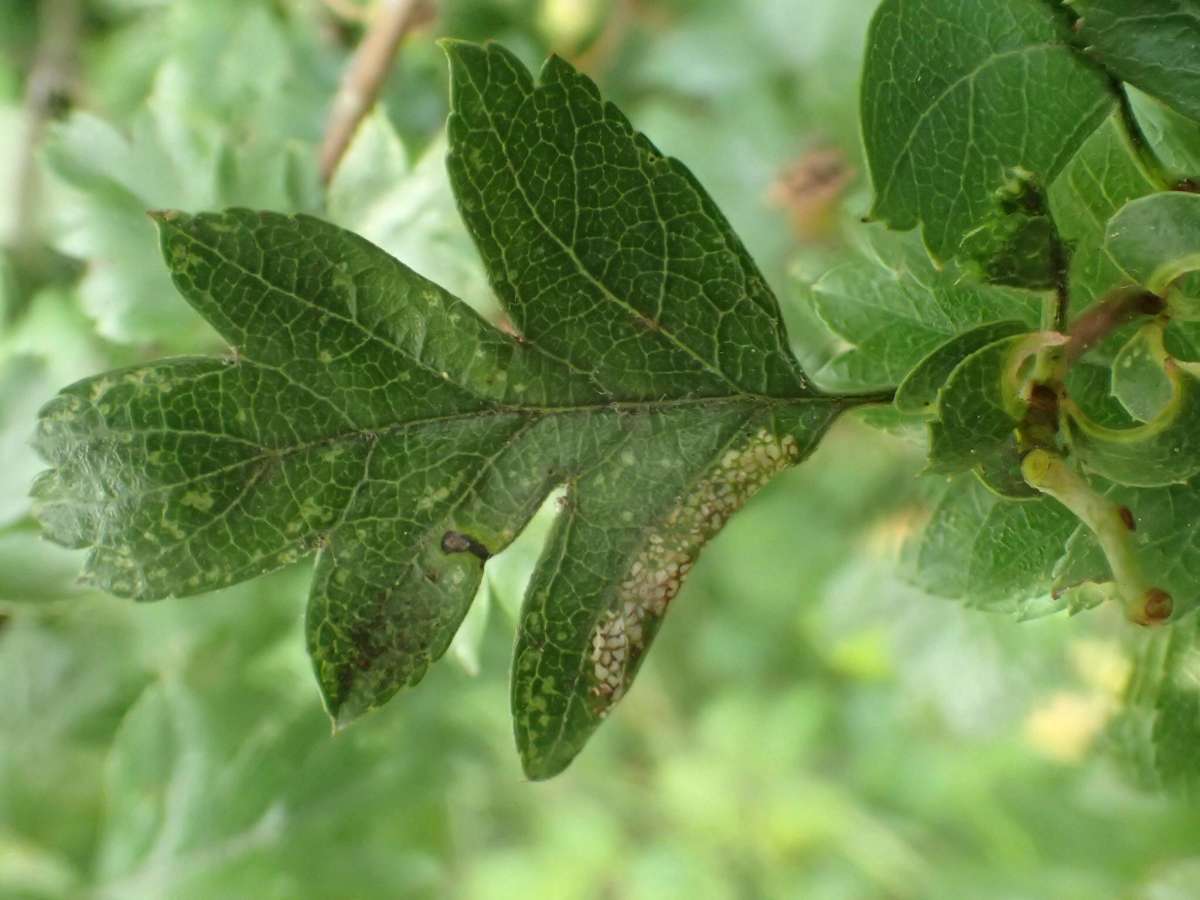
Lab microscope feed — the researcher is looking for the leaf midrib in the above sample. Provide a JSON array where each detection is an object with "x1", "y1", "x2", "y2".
[{"x1": 88, "y1": 389, "x2": 849, "y2": 500}]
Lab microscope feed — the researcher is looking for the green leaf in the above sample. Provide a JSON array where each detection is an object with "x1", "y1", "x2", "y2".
[
  {"x1": 1128, "y1": 85, "x2": 1200, "y2": 183},
  {"x1": 927, "y1": 333, "x2": 1044, "y2": 474},
  {"x1": 1103, "y1": 619, "x2": 1200, "y2": 793},
  {"x1": 1112, "y1": 324, "x2": 1175, "y2": 422},
  {"x1": 903, "y1": 475, "x2": 1079, "y2": 616},
  {"x1": 1102, "y1": 192, "x2": 1200, "y2": 295},
  {"x1": 1065, "y1": 358, "x2": 1141, "y2": 429},
  {"x1": 894, "y1": 321, "x2": 1028, "y2": 415},
  {"x1": 1065, "y1": 347, "x2": 1200, "y2": 487},
  {"x1": 41, "y1": 11, "x2": 325, "y2": 348},
  {"x1": 1069, "y1": 0, "x2": 1200, "y2": 123},
  {"x1": 803, "y1": 241, "x2": 1042, "y2": 393},
  {"x1": 0, "y1": 356, "x2": 55, "y2": 528},
  {"x1": 442, "y1": 41, "x2": 808, "y2": 401},
  {"x1": 1047, "y1": 113, "x2": 1161, "y2": 321},
  {"x1": 861, "y1": 0, "x2": 1114, "y2": 260},
  {"x1": 33, "y1": 45, "x2": 867, "y2": 780},
  {"x1": 927, "y1": 331, "x2": 1061, "y2": 499},
  {"x1": 955, "y1": 170, "x2": 1060, "y2": 289}
]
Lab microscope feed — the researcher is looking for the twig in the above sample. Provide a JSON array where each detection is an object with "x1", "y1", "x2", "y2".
[
  {"x1": 320, "y1": 0, "x2": 372, "y2": 24},
  {"x1": 1063, "y1": 287, "x2": 1164, "y2": 364},
  {"x1": 13, "y1": 0, "x2": 79, "y2": 254},
  {"x1": 1048, "y1": 230, "x2": 1070, "y2": 334},
  {"x1": 572, "y1": 0, "x2": 634, "y2": 76},
  {"x1": 318, "y1": 0, "x2": 435, "y2": 185}
]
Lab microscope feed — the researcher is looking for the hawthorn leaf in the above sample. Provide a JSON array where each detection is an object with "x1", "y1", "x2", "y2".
[
  {"x1": 1048, "y1": 114, "x2": 1161, "y2": 250},
  {"x1": 902, "y1": 475, "x2": 1079, "y2": 616},
  {"x1": 1112, "y1": 324, "x2": 1175, "y2": 422},
  {"x1": 861, "y1": 0, "x2": 1114, "y2": 261},
  {"x1": 32, "y1": 45, "x2": 866, "y2": 780},
  {"x1": 1102, "y1": 192, "x2": 1200, "y2": 295},
  {"x1": 1068, "y1": 0, "x2": 1200, "y2": 123},
  {"x1": 894, "y1": 321, "x2": 1028, "y2": 416},
  {"x1": 927, "y1": 333, "x2": 1042, "y2": 475},
  {"x1": 802, "y1": 249, "x2": 1041, "y2": 393},
  {"x1": 1128, "y1": 86, "x2": 1200, "y2": 183},
  {"x1": 442, "y1": 41, "x2": 810, "y2": 402},
  {"x1": 1047, "y1": 113, "x2": 1161, "y2": 322},
  {"x1": 1065, "y1": 348, "x2": 1200, "y2": 487},
  {"x1": 1065, "y1": 359, "x2": 1142, "y2": 429}
]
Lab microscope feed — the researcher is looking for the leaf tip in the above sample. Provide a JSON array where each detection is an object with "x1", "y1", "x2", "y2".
[
  {"x1": 436, "y1": 36, "x2": 486, "y2": 69},
  {"x1": 328, "y1": 700, "x2": 365, "y2": 735},
  {"x1": 517, "y1": 741, "x2": 575, "y2": 782},
  {"x1": 146, "y1": 209, "x2": 184, "y2": 226}
]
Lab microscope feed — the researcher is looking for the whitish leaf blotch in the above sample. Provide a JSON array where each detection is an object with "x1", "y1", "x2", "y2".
[{"x1": 31, "y1": 43, "x2": 884, "y2": 779}]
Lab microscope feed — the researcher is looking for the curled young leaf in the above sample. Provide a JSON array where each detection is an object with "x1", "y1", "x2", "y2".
[
  {"x1": 1065, "y1": 327, "x2": 1200, "y2": 487},
  {"x1": 894, "y1": 321, "x2": 1028, "y2": 416},
  {"x1": 1113, "y1": 323, "x2": 1176, "y2": 422},
  {"x1": 1103, "y1": 192, "x2": 1200, "y2": 299},
  {"x1": 927, "y1": 331, "x2": 1059, "y2": 475}
]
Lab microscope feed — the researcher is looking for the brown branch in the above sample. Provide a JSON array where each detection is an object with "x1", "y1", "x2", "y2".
[
  {"x1": 1063, "y1": 287, "x2": 1165, "y2": 364},
  {"x1": 13, "y1": 0, "x2": 79, "y2": 254},
  {"x1": 320, "y1": 0, "x2": 372, "y2": 24},
  {"x1": 318, "y1": 0, "x2": 435, "y2": 185},
  {"x1": 572, "y1": 0, "x2": 635, "y2": 76}
]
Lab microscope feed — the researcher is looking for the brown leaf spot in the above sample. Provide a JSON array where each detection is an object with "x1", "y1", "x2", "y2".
[
  {"x1": 1140, "y1": 588, "x2": 1173, "y2": 626},
  {"x1": 1118, "y1": 506, "x2": 1136, "y2": 532}
]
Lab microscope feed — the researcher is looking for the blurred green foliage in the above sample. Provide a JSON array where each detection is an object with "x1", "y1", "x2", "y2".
[{"x1": 2, "y1": 1, "x2": 1199, "y2": 897}]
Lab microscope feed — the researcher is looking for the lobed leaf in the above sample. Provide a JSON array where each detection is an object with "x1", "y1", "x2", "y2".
[
  {"x1": 927, "y1": 333, "x2": 1042, "y2": 475},
  {"x1": 902, "y1": 475, "x2": 1079, "y2": 616},
  {"x1": 802, "y1": 244, "x2": 1041, "y2": 393},
  {"x1": 1112, "y1": 324, "x2": 1176, "y2": 422},
  {"x1": 1047, "y1": 113, "x2": 1161, "y2": 322},
  {"x1": 32, "y1": 45, "x2": 867, "y2": 779}
]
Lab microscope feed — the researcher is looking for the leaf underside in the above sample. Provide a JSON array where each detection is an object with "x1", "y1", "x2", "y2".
[{"x1": 33, "y1": 43, "x2": 856, "y2": 779}]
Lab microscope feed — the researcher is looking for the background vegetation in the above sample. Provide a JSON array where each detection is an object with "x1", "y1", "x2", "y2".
[{"x1": 1, "y1": 1, "x2": 1198, "y2": 897}]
